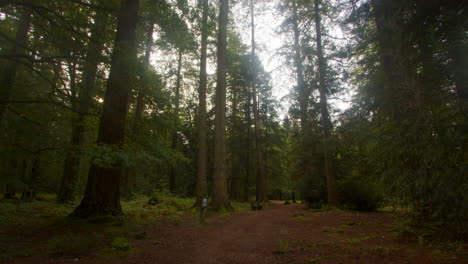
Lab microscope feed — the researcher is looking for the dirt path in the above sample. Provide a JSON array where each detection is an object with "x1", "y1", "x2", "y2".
[
  {"x1": 9, "y1": 202, "x2": 467, "y2": 264},
  {"x1": 93, "y1": 202, "x2": 464, "y2": 264}
]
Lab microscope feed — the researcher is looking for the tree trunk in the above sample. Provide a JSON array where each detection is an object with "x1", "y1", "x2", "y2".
[
  {"x1": 58, "y1": 9, "x2": 109, "y2": 203},
  {"x1": 243, "y1": 90, "x2": 252, "y2": 202},
  {"x1": 212, "y1": 0, "x2": 232, "y2": 211},
  {"x1": 292, "y1": 1, "x2": 310, "y2": 129},
  {"x1": 194, "y1": 0, "x2": 209, "y2": 208},
  {"x1": 121, "y1": 23, "x2": 154, "y2": 198},
  {"x1": 251, "y1": 0, "x2": 266, "y2": 203},
  {"x1": 169, "y1": 49, "x2": 183, "y2": 194},
  {"x1": 0, "y1": 4, "x2": 33, "y2": 127},
  {"x1": 71, "y1": 0, "x2": 139, "y2": 218},
  {"x1": 314, "y1": 0, "x2": 337, "y2": 206}
]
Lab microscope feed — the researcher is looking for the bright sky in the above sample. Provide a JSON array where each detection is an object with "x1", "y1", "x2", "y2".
[{"x1": 232, "y1": 0, "x2": 353, "y2": 120}]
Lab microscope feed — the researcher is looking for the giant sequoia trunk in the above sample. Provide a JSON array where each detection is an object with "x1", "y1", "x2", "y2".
[
  {"x1": 194, "y1": 0, "x2": 209, "y2": 207},
  {"x1": 212, "y1": 0, "x2": 232, "y2": 211},
  {"x1": 72, "y1": 0, "x2": 139, "y2": 217},
  {"x1": 0, "y1": 4, "x2": 33, "y2": 126},
  {"x1": 58, "y1": 10, "x2": 109, "y2": 202},
  {"x1": 250, "y1": 0, "x2": 266, "y2": 203},
  {"x1": 314, "y1": 0, "x2": 337, "y2": 206}
]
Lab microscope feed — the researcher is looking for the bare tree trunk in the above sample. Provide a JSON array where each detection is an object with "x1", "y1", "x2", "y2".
[
  {"x1": 250, "y1": 0, "x2": 267, "y2": 203},
  {"x1": 212, "y1": 0, "x2": 232, "y2": 211},
  {"x1": 0, "y1": 4, "x2": 33, "y2": 126},
  {"x1": 71, "y1": 0, "x2": 139, "y2": 218},
  {"x1": 244, "y1": 91, "x2": 252, "y2": 202},
  {"x1": 169, "y1": 49, "x2": 183, "y2": 194},
  {"x1": 292, "y1": 1, "x2": 310, "y2": 129},
  {"x1": 194, "y1": 0, "x2": 209, "y2": 208},
  {"x1": 230, "y1": 90, "x2": 240, "y2": 200},
  {"x1": 314, "y1": 0, "x2": 337, "y2": 206}
]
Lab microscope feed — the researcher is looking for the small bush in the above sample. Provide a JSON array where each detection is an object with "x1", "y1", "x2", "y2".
[
  {"x1": 47, "y1": 232, "x2": 101, "y2": 257},
  {"x1": 110, "y1": 236, "x2": 130, "y2": 251},
  {"x1": 339, "y1": 178, "x2": 383, "y2": 211}
]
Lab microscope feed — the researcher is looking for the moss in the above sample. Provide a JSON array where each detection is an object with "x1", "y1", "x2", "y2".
[{"x1": 110, "y1": 236, "x2": 130, "y2": 251}]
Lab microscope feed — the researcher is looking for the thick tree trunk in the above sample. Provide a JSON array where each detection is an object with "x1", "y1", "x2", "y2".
[
  {"x1": 169, "y1": 49, "x2": 183, "y2": 194},
  {"x1": 0, "y1": 4, "x2": 33, "y2": 127},
  {"x1": 314, "y1": 0, "x2": 337, "y2": 206},
  {"x1": 58, "y1": 10, "x2": 109, "y2": 203},
  {"x1": 121, "y1": 23, "x2": 154, "y2": 198},
  {"x1": 212, "y1": 0, "x2": 232, "y2": 211},
  {"x1": 194, "y1": 0, "x2": 209, "y2": 208},
  {"x1": 251, "y1": 0, "x2": 267, "y2": 203},
  {"x1": 71, "y1": 0, "x2": 139, "y2": 218}
]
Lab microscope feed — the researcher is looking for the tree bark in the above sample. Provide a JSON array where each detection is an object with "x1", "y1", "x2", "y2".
[
  {"x1": 244, "y1": 89, "x2": 252, "y2": 202},
  {"x1": 169, "y1": 49, "x2": 183, "y2": 194},
  {"x1": 314, "y1": 0, "x2": 337, "y2": 206},
  {"x1": 292, "y1": 1, "x2": 310, "y2": 129},
  {"x1": 0, "y1": 4, "x2": 33, "y2": 127},
  {"x1": 250, "y1": 0, "x2": 267, "y2": 203},
  {"x1": 71, "y1": 0, "x2": 139, "y2": 218},
  {"x1": 58, "y1": 9, "x2": 109, "y2": 203},
  {"x1": 194, "y1": 0, "x2": 209, "y2": 208},
  {"x1": 212, "y1": 0, "x2": 232, "y2": 211},
  {"x1": 121, "y1": 23, "x2": 154, "y2": 198},
  {"x1": 230, "y1": 90, "x2": 240, "y2": 200}
]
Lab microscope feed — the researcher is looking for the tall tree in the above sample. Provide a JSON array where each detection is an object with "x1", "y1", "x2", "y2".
[
  {"x1": 194, "y1": 0, "x2": 209, "y2": 207},
  {"x1": 72, "y1": 0, "x2": 140, "y2": 217},
  {"x1": 314, "y1": 0, "x2": 337, "y2": 206},
  {"x1": 121, "y1": 23, "x2": 155, "y2": 198},
  {"x1": 58, "y1": 7, "x2": 109, "y2": 203},
  {"x1": 211, "y1": 0, "x2": 232, "y2": 210},
  {"x1": 169, "y1": 49, "x2": 183, "y2": 194},
  {"x1": 0, "y1": 3, "x2": 33, "y2": 127},
  {"x1": 250, "y1": 0, "x2": 266, "y2": 203},
  {"x1": 291, "y1": 0, "x2": 310, "y2": 129}
]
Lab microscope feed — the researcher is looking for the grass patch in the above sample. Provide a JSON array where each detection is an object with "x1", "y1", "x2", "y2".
[
  {"x1": 321, "y1": 227, "x2": 345, "y2": 233},
  {"x1": 278, "y1": 238, "x2": 290, "y2": 251},
  {"x1": 309, "y1": 257, "x2": 322, "y2": 264},
  {"x1": 47, "y1": 232, "x2": 104, "y2": 257},
  {"x1": 293, "y1": 213, "x2": 306, "y2": 220},
  {"x1": 342, "y1": 236, "x2": 374, "y2": 244}
]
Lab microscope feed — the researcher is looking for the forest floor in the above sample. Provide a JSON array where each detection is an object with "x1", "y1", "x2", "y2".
[{"x1": 1, "y1": 200, "x2": 467, "y2": 264}]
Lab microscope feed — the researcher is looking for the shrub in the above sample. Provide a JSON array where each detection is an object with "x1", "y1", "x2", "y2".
[
  {"x1": 339, "y1": 178, "x2": 383, "y2": 211},
  {"x1": 110, "y1": 236, "x2": 130, "y2": 251}
]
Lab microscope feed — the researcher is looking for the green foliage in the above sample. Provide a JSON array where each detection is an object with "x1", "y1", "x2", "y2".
[
  {"x1": 110, "y1": 236, "x2": 130, "y2": 251},
  {"x1": 338, "y1": 178, "x2": 383, "y2": 211}
]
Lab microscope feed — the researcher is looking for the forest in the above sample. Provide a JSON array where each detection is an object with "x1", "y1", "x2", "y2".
[{"x1": 0, "y1": 0, "x2": 466, "y2": 263}]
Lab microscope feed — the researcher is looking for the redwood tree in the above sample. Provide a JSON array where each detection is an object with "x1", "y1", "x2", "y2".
[
  {"x1": 314, "y1": 0, "x2": 337, "y2": 206},
  {"x1": 194, "y1": 0, "x2": 209, "y2": 207},
  {"x1": 72, "y1": 0, "x2": 140, "y2": 217},
  {"x1": 212, "y1": 0, "x2": 232, "y2": 211},
  {"x1": 250, "y1": 0, "x2": 266, "y2": 203},
  {"x1": 58, "y1": 7, "x2": 109, "y2": 203}
]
